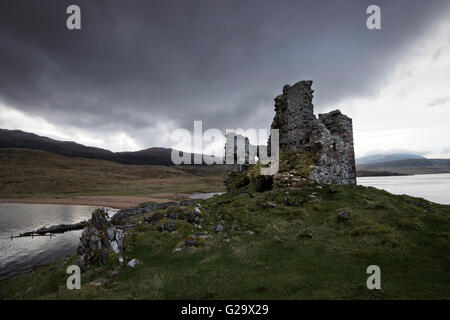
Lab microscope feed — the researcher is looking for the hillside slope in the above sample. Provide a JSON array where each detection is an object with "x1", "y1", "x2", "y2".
[
  {"x1": 356, "y1": 153, "x2": 426, "y2": 165},
  {"x1": 0, "y1": 148, "x2": 225, "y2": 197},
  {"x1": 0, "y1": 129, "x2": 200, "y2": 166},
  {"x1": 1, "y1": 169, "x2": 449, "y2": 299}
]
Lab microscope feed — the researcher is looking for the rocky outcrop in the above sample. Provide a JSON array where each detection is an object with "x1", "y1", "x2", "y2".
[
  {"x1": 18, "y1": 221, "x2": 88, "y2": 237},
  {"x1": 77, "y1": 209, "x2": 124, "y2": 271},
  {"x1": 111, "y1": 201, "x2": 178, "y2": 225}
]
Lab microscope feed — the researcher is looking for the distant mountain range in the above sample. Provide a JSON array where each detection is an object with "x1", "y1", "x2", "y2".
[
  {"x1": 357, "y1": 158, "x2": 450, "y2": 175},
  {"x1": 1, "y1": 129, "x2": 449, "y2": 175},
  {"x1": 0, "y1": 129, "x2": 200, "y2": 166},
  {"x1": 356, "y1": 153, "x2": 426, "y2": 165},
  {"x1": 355, "y1": 153, "x2": 450, "y2": 176}
]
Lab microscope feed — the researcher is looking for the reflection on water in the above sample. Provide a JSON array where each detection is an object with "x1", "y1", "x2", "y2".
[
  {"x1": 189, "y1": 192, "x2": 224, "y2": 200},
  {"x1": 0, "y1": 203, "x2": 114, "y2": 280},
  {"x1": 357, "y1": 173, "x2": 450, "y2": 205}
]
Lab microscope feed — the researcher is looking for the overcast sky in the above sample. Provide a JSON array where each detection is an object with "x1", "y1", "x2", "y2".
[{"x1": 0, "y1": 0, "x2": 449, "y2": 158}]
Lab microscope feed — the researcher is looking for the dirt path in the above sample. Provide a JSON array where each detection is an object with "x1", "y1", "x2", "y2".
[{"x1": 0, "y1": 193, "x2": 191, "y2": 209}]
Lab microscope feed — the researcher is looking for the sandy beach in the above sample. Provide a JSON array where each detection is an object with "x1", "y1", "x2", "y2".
[{"x1": 0, "y1": 193, "x2": 190, "y2": 209}]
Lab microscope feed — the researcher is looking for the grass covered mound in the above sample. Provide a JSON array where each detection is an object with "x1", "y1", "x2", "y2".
[
  {"x1": 1, "y1": 152, "x2": 449, "y2": 299},
  {"x1": 1, "y1": 185, "x2": 449, "y2": 299},
  {"x1": 226, "y1": 151, "x2": 315, "y2": 191}
]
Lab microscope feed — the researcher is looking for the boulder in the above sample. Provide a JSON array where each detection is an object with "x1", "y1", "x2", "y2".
[
  {"x1": 159, "y1": 221, "x2": 177, "y2": 232},
  {"x1": 89, "y1": 234, "x2": 102, "y2": 251},
  {"x1": 267, "y1": 201, "x2": 277, "y2": 208},
  {"x1": 337, "y1": 210, "x2": 350, "y2": 222},
  {"x1": 184, "y1": 208, "x2": 203, "y2": 226},
  {"x1": 127, "y1": 259, "x2": 140, "y2": 268},
  {"x1": 110, "y1": 240, "x2": 119, "y2": 254},
  {"x1": 212, "y1": 224, "x2": 224, "y2": 233},
  {"x1": 106, "y1": 227, "x2": 115, "y2": 240},
  {"x1": 302, "y1": 228, "x2": 313, "y2": 238}
]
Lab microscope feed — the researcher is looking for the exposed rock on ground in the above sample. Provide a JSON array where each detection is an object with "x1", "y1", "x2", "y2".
[
  {"x1": 337, "y1": 210, "x2": 351, "y2": 222},
  {"x1": 184, "y1": 205, "x2": 205, "y2": 226},
  {"x1": 111, "y1": 201, "x2": 178, "y2": 225},
  {"x1": 19, "y1": 220, "x2": 88, "y2": 238},
  {"x1": 159, "y1": 221, "x2": 177, "y2": 232},
  {"x1": 301, "y1": 228, "x2": 313, "y2": 238},
  {"x1": 127, "y1": 259, "x2": 140, "y2": 268},
  {"x1": 179, "y1": 199, "x2": 198, "y2": 206},
  {"x1": 77, "y1": 208, "x2": 124, "y2": 271},
  {"x1": 212, "y1": 224, "x2": 224, "y2": 233}
]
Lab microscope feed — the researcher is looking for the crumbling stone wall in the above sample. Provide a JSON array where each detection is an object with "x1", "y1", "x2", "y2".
[
  {"x1": 224, "y1": 80, "x2": 356, "y2": 186},
  {"x1": 270, "y1": 81, "x2": 317, "y2": 151},
  {"x1": 318, "y1": 110, "x2": 356, "y2": 184},
  {"x1": 269, "y1": 80, "x2": 356, "y2": 185},
  {"x1": 223, "y1": 134, "x2": 252, "y2": 190}
]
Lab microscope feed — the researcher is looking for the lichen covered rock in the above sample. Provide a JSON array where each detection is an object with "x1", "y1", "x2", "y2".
[{"x1": 77, "y1": 208, "x2": 124, "y2": 271}]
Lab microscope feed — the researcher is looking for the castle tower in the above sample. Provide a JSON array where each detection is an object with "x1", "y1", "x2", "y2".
[{"x1": 269, "y1": 80, "x2": 356, "y2": 185}]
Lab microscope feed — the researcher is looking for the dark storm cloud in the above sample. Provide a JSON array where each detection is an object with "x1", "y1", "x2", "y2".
[{"x1": 0, "y1": 0, "x2": 449, "y2": 149}]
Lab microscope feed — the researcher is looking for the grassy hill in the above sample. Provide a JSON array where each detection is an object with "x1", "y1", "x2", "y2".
[
  {"x1": 0, "y1": 129, "x2": 204, "y2": 166},
  {"x1": 1, "y1": 151, "x2": 449, "y2": 299},
  {"x1": 0, "y1": 148, "x2": 226, "y2": 198}
]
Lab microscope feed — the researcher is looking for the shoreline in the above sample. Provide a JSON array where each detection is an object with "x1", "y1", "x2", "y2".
[
  {"x1": 0, "y1": 193, "x2": 191, "y2": 209},
  {"x1": 0, "y1": 196, "x2": 187, "y2": 282}
]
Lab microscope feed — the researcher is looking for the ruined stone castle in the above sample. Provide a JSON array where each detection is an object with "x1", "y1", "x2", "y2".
[
  {"x1": 226, "y1": 80, "x2": 356, "y2": 185},
  {"x1": 270, "y1": 80, "x2": 356, "y2": 184}
]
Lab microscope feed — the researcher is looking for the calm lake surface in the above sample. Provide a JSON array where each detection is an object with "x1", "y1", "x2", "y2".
[
  {"x1": 357, "y1": 173, "x2": 450, "y2": 205},
  {"x1": 0, "y1": 203, "x2": 115, "y2": 280}
]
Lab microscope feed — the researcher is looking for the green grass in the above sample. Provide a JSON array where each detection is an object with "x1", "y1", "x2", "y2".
[{"x1": 2, "y1": 183, "x2": 449, "y2": 299}]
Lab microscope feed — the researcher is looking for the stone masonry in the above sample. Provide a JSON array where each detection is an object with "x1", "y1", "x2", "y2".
[
  {"x1": 223, "y1": 134, "x2": 253, "y2": 190},
  {"x1": 269, "y1": 80, "x2": 356, "y2": 184},
  {"x1": 224, "y1": 80, "x2": 356, "y2": 185}
]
